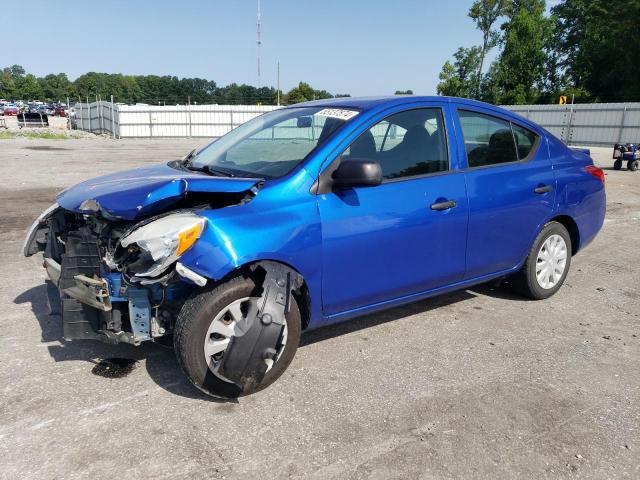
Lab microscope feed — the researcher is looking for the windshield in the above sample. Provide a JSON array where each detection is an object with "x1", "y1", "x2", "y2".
[{"x1": 188, "y1": 106, "x2": 358, "y2": 178}]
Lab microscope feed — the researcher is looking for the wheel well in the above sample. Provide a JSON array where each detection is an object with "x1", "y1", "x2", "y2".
[
  {"x1": 550, "y1": 215, "x2": 580, "y2": 255},
  {"x1": 232, "y1": 261, "x2": 312, "y2": 331}
]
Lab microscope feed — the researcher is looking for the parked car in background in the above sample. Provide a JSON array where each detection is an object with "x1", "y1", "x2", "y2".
[
  {"x1": 3, "y1": 105, "x2": 19, "y2": 116},
  {"x1": 55, "y1": 105, "x2": 68, "y2": 117},
  {"x1": 24, "y1": 96, "x2": 606, "y2": 398},
  {"x1": 35, "y1": 105, "x2": 54, "y2": 116}
]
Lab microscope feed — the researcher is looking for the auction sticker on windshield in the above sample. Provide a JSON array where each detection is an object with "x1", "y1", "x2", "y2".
[{"x1": 316, "y1": 108, "x2": 359, "y2": 121}]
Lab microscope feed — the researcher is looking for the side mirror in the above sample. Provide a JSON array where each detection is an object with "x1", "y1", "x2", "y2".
[
  {"x1": 297, "y1": 116, "x2": 312, "y2": 128},
  {"x1": 332, "y1": 158, "x2": 383, "y2": 189}
]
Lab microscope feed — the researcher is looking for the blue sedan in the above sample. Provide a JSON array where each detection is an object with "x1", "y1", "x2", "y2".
[{"x1": 24, "y1": 96, "x2": 606, "y2": 398}]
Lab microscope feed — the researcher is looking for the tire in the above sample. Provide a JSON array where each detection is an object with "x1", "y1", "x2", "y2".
[
  {"x1": 629, "y1": 160, "x2": 639, "y2": 172},
  {"x1": 511, "y1": 221, "x2": 572, "y2": 300},
  {"x1": 613, "y1": 159, "x2": 623, "y2": 170},
  {"x1": 174, "y1": 273, "x2": 301, "y2": 398}
]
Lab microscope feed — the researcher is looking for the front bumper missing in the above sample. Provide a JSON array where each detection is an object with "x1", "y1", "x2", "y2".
[
  {"x1": 42, "y1": 255, "x2": 152, "y2": 345},
  {"x1": 43, "y1": 257, "x2": 62, "y2": 285},
  {"x1": 42, "y1": 257, "x2": 112, "y2": 312},
  {"x1": 62, "y1": 274, "x2": 113, "y2": 312}
]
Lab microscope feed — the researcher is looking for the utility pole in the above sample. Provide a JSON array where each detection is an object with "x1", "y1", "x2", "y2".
[
  {"x1": 256, "y1": 0, "x2": 262, "y2": 89},
  {"x1": 277, "y1": 61, "x2": 280, "y2": 106}
]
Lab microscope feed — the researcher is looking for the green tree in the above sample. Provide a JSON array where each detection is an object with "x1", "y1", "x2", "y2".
[
  {"x1": 0, "y1": 64, "x2": 344, "y2": 106},
  {"x1": 469, "y1": 0, "x2": 509, "y2": 97},
  {"x1": 0, "y1": 68, "x2": 15, "y2": 99},
  {"x1": 0, "y1": 65, "x2": 26, "y2": 99},
  {"x1": 285, "y1": 82, "x2": 333, "y2": 104},
  {"x1": 552, "y1": 0, "x2": 640, "y2": 101},
  {"x1": 14, "y1": 74, "x2": 43, "y2": 100},
  {"x1": 38, "y1": 73, "x2": 74, "y2": 102},
  {"x1": 10, "y1": 65, "x2": 25, "y2": 79},
  {"x1": 493, "y1": 0, "x2": 553, "y2": 104},
  {"x1": 437, "y1": 46, "x2": 483, "y2": 98}
]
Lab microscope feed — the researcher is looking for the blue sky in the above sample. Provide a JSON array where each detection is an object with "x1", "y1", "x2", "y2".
[{"x1": 6, "y1": 0, "x2": 504, "y2": 96}]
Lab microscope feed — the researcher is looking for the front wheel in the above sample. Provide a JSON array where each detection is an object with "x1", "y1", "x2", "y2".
[
  {"x1": 629, "y1": 159, "x2": 639, "y2": 172},
  {"x1": 613, "y1": 159, "x2": 623, "y2": 170},
  {"x1": 511, "y1": 221, "x2": 572, "y2": 300},
  {"x1": 174, "y1": 274, "x2": 301, "y2": 398}
]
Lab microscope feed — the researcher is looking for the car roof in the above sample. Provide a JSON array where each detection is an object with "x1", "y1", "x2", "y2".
[
  {"x1": 287, "y1": 95, "x2": 538, "y2": 132},
  {"x1": 288, "y1": 95, "x2": 498, "y2": 112}
]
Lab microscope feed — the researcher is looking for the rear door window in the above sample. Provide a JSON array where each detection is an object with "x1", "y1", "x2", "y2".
[
  {"x1": 511, "y1": 123, "x2": 538, "y2": 160},
  {"x1": 458, "y1": 110, "x2": 519, "y2": 168}
]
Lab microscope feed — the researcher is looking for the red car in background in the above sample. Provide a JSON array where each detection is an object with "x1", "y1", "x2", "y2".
[
  {"x1": 55, "y1": 106, "x2": 68, "y2": 117},
  {"x1": 3, "y1": 105, "x2": 19, "y2": 116}
]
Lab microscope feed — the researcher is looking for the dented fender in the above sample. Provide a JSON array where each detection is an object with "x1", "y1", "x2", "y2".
[{"x1": 176, "y1": 172, "x2": 325, "y2": 328}]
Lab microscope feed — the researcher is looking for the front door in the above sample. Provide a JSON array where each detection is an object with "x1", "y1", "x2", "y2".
[{"x1": 317, "y1": 106, "x2": 469, "y2": 317}]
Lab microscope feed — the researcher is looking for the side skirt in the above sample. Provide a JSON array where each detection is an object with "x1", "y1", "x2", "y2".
[{"x1": 320, "y1": 266, "x2": 522, "y2": 327}]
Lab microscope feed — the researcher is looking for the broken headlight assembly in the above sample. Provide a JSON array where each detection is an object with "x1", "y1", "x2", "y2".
[{"x1": 118, "y1": 213, "x2": 207, "y2": 278}]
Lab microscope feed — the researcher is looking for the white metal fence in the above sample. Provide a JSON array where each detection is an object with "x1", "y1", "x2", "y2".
[
  {"x1": 74, "y1": 101, "x2": 640, "y2": 147},
  {"x1": 73, "y1": 102, "x2": 278, "y2": 138},
  {"x1": 503, "y1": 103, "x2": 640, "y2": 146},
  {"x1": 74, "y1": 101, "x2": 119, "y2": 136}
]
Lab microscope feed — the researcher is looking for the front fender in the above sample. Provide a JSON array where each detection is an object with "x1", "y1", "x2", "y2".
[{"x1": 177, "y1": 175, "x2": 325, "y2": 328}]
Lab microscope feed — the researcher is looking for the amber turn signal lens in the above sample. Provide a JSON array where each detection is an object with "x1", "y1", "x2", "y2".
[{"x1": 176, "y1": 223, "x2": 204, "y2": 256}]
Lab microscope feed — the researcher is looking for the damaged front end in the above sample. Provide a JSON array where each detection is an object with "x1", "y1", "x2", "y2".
[
  {"x1": 23, "y1": 169, "x2": 262, "y2": 346},
  {"x1": 24, "y1": 205, "x2": 211, "y2": 345}
]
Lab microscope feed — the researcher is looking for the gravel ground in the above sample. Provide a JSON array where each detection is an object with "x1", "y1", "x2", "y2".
[{"x1": 0, "y1": 137, "x2": 639, "y2": 479}]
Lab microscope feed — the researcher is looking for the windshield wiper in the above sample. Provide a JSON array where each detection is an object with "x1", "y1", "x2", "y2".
[
  {"x1": 186, "y1": 164, "x2": 235, "y2": 177},
  {"x1": 204, "y1": 166, "x2": 235, "y2": 177}
]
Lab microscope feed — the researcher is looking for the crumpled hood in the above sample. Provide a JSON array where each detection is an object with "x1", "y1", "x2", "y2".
[{"x1": 56, "y1": 163, "x2": 262, "y2": 220}]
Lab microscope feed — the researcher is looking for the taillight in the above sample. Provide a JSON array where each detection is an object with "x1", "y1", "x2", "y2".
[{"x1": 585, "y1": 165, "x2": 605, "y2": 184}]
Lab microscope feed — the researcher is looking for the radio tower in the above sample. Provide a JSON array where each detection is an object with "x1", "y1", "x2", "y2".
[{"x1": 256, "y1": 0, "x2": 262, "y2": 89}]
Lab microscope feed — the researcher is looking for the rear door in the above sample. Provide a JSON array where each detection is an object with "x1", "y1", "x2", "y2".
[
  {"x1": 317, "y1": 104, "x2": 469, "y2": 316},
  {"x1": 453, "y1": 106, "x2": 556, "y2": 279}
]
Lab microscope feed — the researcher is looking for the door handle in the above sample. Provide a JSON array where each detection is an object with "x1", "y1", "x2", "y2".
[
  {"x1": 430, "y1": 200, "x2": 457, "y2": 211},
  {"x1": 534, "y1": 185, "x2": 553, "y2": 194}
]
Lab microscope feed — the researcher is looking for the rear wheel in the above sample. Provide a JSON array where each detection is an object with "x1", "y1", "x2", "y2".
[
  {"x1": 511, "y1": 221, "x2": 572, "y2": 300},
  {"x1": 174, "y1": 273, "x2": 301, "y2": 398},
  {"x1": 629, "y1": 159, "x2": 639, "y2": 172},
  {"x1": 613, "y1": 159, "x2": 623, "y2": 170}
]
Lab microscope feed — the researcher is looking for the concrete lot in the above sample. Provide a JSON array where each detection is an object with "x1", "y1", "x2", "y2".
[{"x1": 0, "y1": 137, "x2": 638, "y2": 479}]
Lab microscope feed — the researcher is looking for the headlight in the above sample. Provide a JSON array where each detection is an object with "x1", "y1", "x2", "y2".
[{"x1": 120, "y1": 213, "x2": 206, "y2": 277}]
